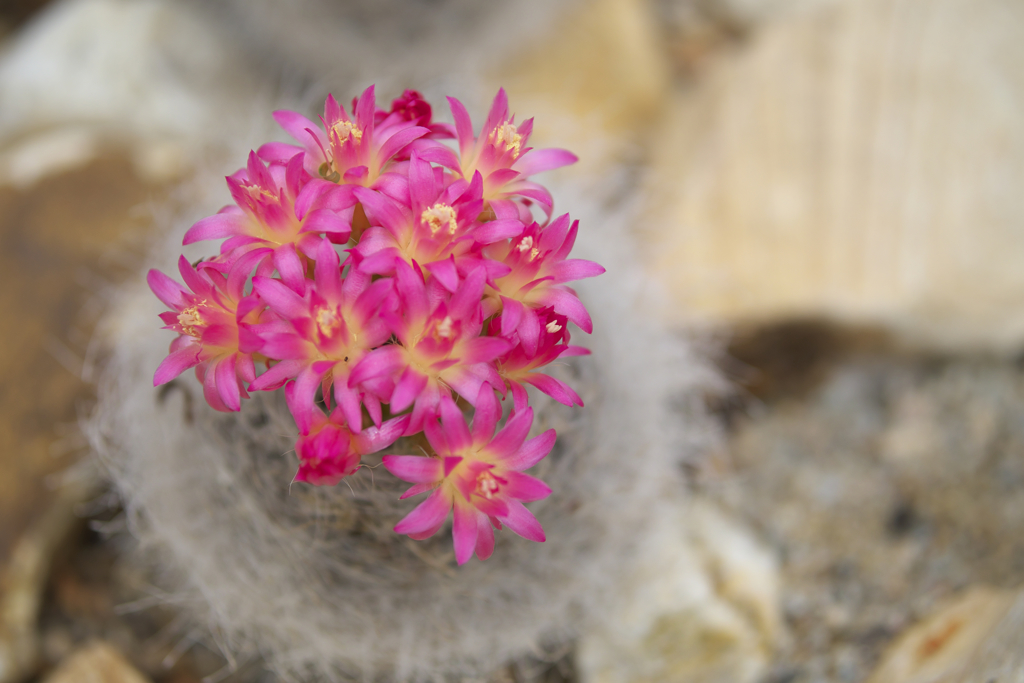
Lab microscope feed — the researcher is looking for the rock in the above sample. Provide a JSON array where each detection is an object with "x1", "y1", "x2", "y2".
[
  {"x1": 576, "y1": 499, "x2": 780, "y2": 683},
  {"x1": 0, "y1": 478, "x2": 96, "y2": 683},
  {"x1": 489, "y1": 0, "x2": 673, "y2": 168},
  {"x1": 866, "y1": 586, "x2": 1022, "y2": 683},
  {"x1": 641, "y1": 0, "x2": 1024, "y2": 351},
  {"x1": 41, "y1": 642, "x2": 151, "y2": 683},
  {"x1": 0, "y1": 0, "x2": 260, "y2": 187}
]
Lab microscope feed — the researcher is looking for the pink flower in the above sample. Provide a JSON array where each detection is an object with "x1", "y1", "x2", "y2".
[
  {"x1": 260, "y1": 85, "x2": 431, "y2": 190},
  {"x1": 433, "y1": 89, "x2": 578, "y2": 220},
  {"x1": 484, "y1": 214, "x2": 604, "y2": 354},
  {"x1": 383, "y1": 387, "x2": 554, "y2": 564},
  {"x1": 287, "y1": 383, "x2": 408, "y2": 486},
  {"x1": 349, "y1": 262, "x2": 510, "y2": 434},
  {"x1": 148, "y1": 253, "x2": 264, "y2": 411},
  {"x1": 352, "y1": 153, "x2": 523, "y2": 283},
  {"x1": 249, "y1": 238, "x2": 393, "y2": 432},
  {"x1": 493, "y1": 309, "x2": 589, "y2": 411},
  {"x1": 183, "y1": 151, "x2": 355, "y2": 292}
]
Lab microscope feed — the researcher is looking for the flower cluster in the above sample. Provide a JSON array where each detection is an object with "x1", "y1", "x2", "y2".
[{"x1": 149, "y1": 87, "x2": 602, "y2": 563}]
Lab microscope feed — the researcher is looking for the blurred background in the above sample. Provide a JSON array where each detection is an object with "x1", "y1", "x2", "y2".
[{"x1": 1, "y1": 0, "x2": 1023, "y2": 681}]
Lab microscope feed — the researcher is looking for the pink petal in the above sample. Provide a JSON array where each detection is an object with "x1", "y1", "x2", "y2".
[
  {"x1": 499, "y1": 500, "x2": 546, "y2": 543},
  {"x1": 503, "y1": 471, "x2": 552, "y2": 502},
  {"x1": 475, "y1": 515, "x2": 495, "y2": 561},
  {"x1": 513, "y1": 148, "x2": 578, "y2": 176},
  {"x1": 522, "y1": 372, "x2": 583, "y2": 407},
  {"x1": 153, "y1": 344, "x2": 200, "y2": 385},
  {"x1": 147, "y1": 269, "x2": 188, "y2": 310},
  {"x1": 424, "y1": 257, "x2": 459, "y2": 293},
  {"x1": 394, "y1": 488, "x2": 451, "y2": 537},
  {"x1": 382, "y1": 455, "x2": 443, "y2": 484},
  {"x1": 390, "y1": 366, "x2": 428, "y2": 413},
  {"x1": 470, "y1": 385, "x2": 501, "y2": 446},
  {"x1": 273, "y1": 243, "x2": 306, "y2": 294},
  {"x1": 502, "y1": 429, "x2": 556, "y2": 471},
  {"x1": 183, "y1": 210, "x2": 247, "y2": 245},
  {"x1": 252, "y1": 276, "x2": 308, "y2": 320},
  {"x1": 548, "y1": 259, "x2": 606, "y2": 284},
  {"x1": 349, "y1": 345, "x2": 406, "y2": 385},
  {"x1": 452, "y1": 499, "x2": 480, "y2": 565},
  {"x1": 438, "y1": 395, "x2": 472, "y2": 453},
  {"x1": 215, "y1": 354, "x2": 242, "y2": 411},
  {"x1": 488, "y1": 407, "x2": 533, "y2": 459}
]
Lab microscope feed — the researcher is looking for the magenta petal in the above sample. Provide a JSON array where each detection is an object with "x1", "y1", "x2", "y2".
[
  {"x1": 488, "y1": 407, "x2": 533, "y2": 458},
  {"x1": 502, "y1": 429, "x2": 556, "y2": 471},
  {"x1": 249, "y1": 358, "x2": 304, "y2": 391},
  {"x1": 541, "y1": 288, "x2": 593, "y2": 334},
  {"x1": 499, "y1": 500, "x2": 546, "y2": 543},
  {"x1": 215, "y1": 354, "x2": 242, "y2": 411},
  {"x1": 399, "y1": 482, "x2": 436, "y2": 500},
  {"x1": 472, "y1": 218, "x2": 524, "y2": 244},
  {"x1": 438, "y1": 395, "x2": 472, "y2": 453},
  {"x1": 273, "y1": 243, "x2": 305, "y2": 294},
  {"x1": 513, "y1": 148, "x2": 578, "y2": 176},
  {"x1": 274, "y1": 110, "x2": 323, "y2": 148},
  {"x1": 302, "y1": 208, "x2": 353, "y2": 237},
  {"x1": 424, "y1": 257, "x2": 459, "y2": 293},
  {"x1": 475, "y1": 515, "x2": 495, "y2": 560},
  {"x1": 257, "y1": 141, "x2": 304, "y2": 163},
  {"x1": 394, "y1": 488, "x2": 451, "y2": 537},
  {"x1": 503, "y1": 471, "x2": 552, "y2": 502},
  {"x1": 153, "y1": 344, "x2": 200, "y2": 385},
  {"x1": 452, "y1": 500, "x2": 480, "y2": 565},
  {"x1": 470, "y1": 386, "x2": 501, "y2": 446},
  {"x1": 147, "y1": 269, "x2": 188, "y2": 309},
  {"x1": 349, "y1": 345, "x2": 406, "y2": 385},
  {"x1": 447, "y1": 96, "x2": 475, "y2": 159},
  {"x1": 500, "y1": 297, "x2": 524, "y2": 338},
  {"x1": 549, "y1": 259, "x2": 606, "y2": 284},
  {"x1": 252, "y1": 276, "x2": 308, "y2": 320},
  {"x1": 390, "y1": 366, "x2": 428, "y2": 414},
  {"x1": 522, "y1": 372, "x2": 583, "y2": 407},
  {"x1": 183, "y1": 211, "x2": 246, "y2": 245},
  {"x1": 382, "y1": 455, "x2": 443, "y2": 484}
]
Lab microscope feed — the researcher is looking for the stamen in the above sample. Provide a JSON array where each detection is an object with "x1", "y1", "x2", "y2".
[
  {"x1": 177, "y1": 302, "x2": 207, "y2": 337},
  {"x1": 517, "y1": 236, "x2": 534, "y2": 253},
  {"x1": 488, "y1": 121, "x2": 522, "y2": 158},
  {"x1": 436, "y1": 316, "x2": 454, "y2": 339},
  {"x1": 421, "y1": 203, "x2": 459, "y2": 236},
  {"x1": 546, "y1": 320, "x2": 562, "y2": 334},
  {"x1": 330, "y1": 120, "x2": 363, "y2": 146},
  {"x1": 242, "y1": 184, "x2": 279, "y2": 203},
  {"x1": 315, "y1": 307, "x2": 343, "y2": 339},
  {"x1": 475, "y1": 470, "x2": 501, "y2": 500}
]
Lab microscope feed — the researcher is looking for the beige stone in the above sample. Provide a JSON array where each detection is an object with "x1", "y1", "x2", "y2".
[
  {"x1": 642, "y1": 0, "x2": 1024, "y2": 350},
  {"x1": 490, "y1": 0, "x2": 672, "y2": 169},
  {"x1": 42, "y1": 643, "x2": 150, "y2": 683},
  {"x1": 866, "y1": 586, "x2": 1020, "y2": 683},
  {"x1": 576, "y1": 499, "x2": 780, "y2": 683}
]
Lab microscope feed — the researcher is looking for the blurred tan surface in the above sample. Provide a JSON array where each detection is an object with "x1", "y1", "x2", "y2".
[
  {"x1": 643, "y1": 0, "x2": 1024, "y2": 350},
  {"x1": 492, "y1": 0, "x2": 672, "y2": 167},
  {"x1": 0, "y1": 156, "x2": 151, "y2": 562}
]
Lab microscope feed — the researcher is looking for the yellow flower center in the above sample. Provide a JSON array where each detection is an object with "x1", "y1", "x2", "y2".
[
  {"x1": 421, "y1": 203, "x2": 459, "y2": 236},
  {"x1": 177, "y1": 303, "x2": 207, "y2": 337},
  {"x1": 242, "y1": 184, "x2": 279, "y2": 203},
  {"x1": 435, "y1": 315, "x2": 455, "y2": 340},
  {"x1": 315, "y1": 307, "x2": 344, "y2": 340},
  {"x1": 330, "y1": 120, "x2": 363, "y2": 146},
  {"x1": 488, "y1": 121, "x2": 522, "y2": 158},
  {"x1": 516, "y1": 235, "x2": 540, "y2": 261},
  {"x1": 475, "y1": 470, "x2": 501, "y2": 500}
]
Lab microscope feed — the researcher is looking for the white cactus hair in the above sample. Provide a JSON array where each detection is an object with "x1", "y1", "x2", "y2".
[{"x1": 85, "y1": 94, "x2": 721, "y2": 681}]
